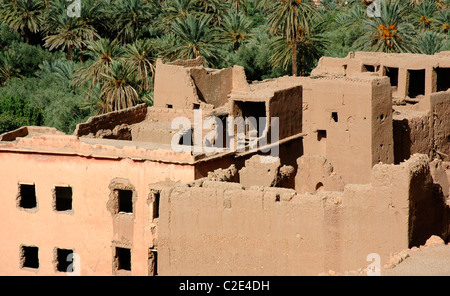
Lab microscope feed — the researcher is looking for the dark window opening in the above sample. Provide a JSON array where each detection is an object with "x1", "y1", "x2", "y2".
[
  {"x1": 315, "y1": 182, "x2": 324, "y2": 192},
  {"x1": 178, "y1": 129, "x2": 193, "y2": 146},
  {"x1": 317, "y1": 130, "x2": 327, "y2": 141},
  {"x1": 166, "y1": 104, "x2": 173, "y2": 109},
  {"x1": 234, "y1": 101, "x2": 267, "y2": 141},
  {"x1": 384, "y1": 67, "x2": 399, "y2": 87},
  {"x1": 193, "y1": 103, "x2": 200, "y2": 109},
  {"x1": 56, "y1": 248, "x2": 74, "y2": 272},
  {"x1": 407, "y1": 69, "x2": 425, "y2": 98},
  {"x1": 331, "y1": 112, "x2": 338, "y2": 122},
  {"x1": 148, "y1": 248, "x2": 158, "y2": 276},
  {"x1": 21, "y1": 246, "x2": 39, "y2": 269},
  {"x1": 363, "y1": 64, "x2": 376, "y2": 72},
  {"x1": 19, "y1": 184, "x2": 37, "y2": 209},
  {"x1": 116, "y1": 247, "x2": 131, "y2": 271},
  {"x1": 152, "y1": 191, "x2": 160, "y2": 219},
  {"x1": 118, "y1": 190, "x2": 133, "y2": 213},
  {"x1": 435, "y1": 67, "x2": 450, "y2": 92},
  {"x1": 55, "y1": 186, "x2": 72, "y2": 211}
]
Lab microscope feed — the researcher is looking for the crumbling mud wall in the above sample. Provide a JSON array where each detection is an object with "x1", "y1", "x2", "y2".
[
  {"x1": 153, "y1": 58, "x2": 250, "y2": 110},
  {"x1": 299, "y1": 75, "x2": 394, "y2": 185},
  {"x1": 157, "y1": 154, "x2": 448, "y2": 275},
  {"x1": 74, "y1": 104, "x2": 147, "y2": 139},
  {"x1": 393, "y1": 91, "x2": 450, "y2": 163}
]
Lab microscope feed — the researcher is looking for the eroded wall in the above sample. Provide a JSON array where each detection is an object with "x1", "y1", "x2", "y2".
[{"x1": 157, "y1": 154, "x2": 447, "y2": 275}]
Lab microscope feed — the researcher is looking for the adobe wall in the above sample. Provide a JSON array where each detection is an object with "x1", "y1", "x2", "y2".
[
  {"x1": 153, "y1": 59, "x2": 250, "y2": 110},
  {"x1": 299, "y1": 75, "x2": 394, "y2": 184},
  {"x1": 74, "y1": 104, "x2": 147, "y2": 138},
  {"x1": 313, "y1": 52, "x2": 450, "y2": 100},
  {"x1": 393, "y1": 89, "x2": 450, "y2": 163},
  {"x1": 157, "y1": 154, "x2": 447, "y2": 275},
  {"x1": 269, "y1": 85, "x2": 303, "y2": 140},
  {"x1": 0, "y1": 140, "x2": 195, "y2": 276}
]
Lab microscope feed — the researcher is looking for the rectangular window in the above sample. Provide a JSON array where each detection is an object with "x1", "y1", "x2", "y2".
[
  {"x1": 363, "y1": 64, "x2": 376, "y2": 72},
  {"x1": 153, "y1": 191, "x2": 160, "y2": 219},
  {"x1": 56, "y1": 248, "x2": 74, "y2": 272},
  {"x1": 115, "y1": 247, "x2": 131, "y2": 271},
  {"x1": 166, "y1": 104, "x2": 173, "y2": 109},
  {"x1": 118, "y1": 190, "x2": 133, "y2": 213},
  {"x1": 331, "y1": 112, "x2": 338, "y2": 123},
  {"x1": 54, "y1": 186, "x2": 73, "y2": 211},
  {"x1": 435, "y1": 67, "x2": 450, "y2": 92},
  {"x1": 407, "y1": 69, "x2": 425, "y2": 98},
  {"x1": 317, "y1": 130, "x2": 327, "y2": 141},
  {"x1": 384, "y1": 67, "x2": 399, "y2": 87},
  {"x1": 18, "y1": 184, "x2": 37, "y2": 209},
  {"x1": 20, "y1": 245, "x2": 39, "y2": 269}
]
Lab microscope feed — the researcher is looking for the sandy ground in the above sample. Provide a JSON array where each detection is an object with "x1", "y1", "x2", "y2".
[
  {"x1": 381, "y1": 244, "x2": 450, "y2": 276},
  {"x1": 323, "y1": 236, "x2": 450, "y2": 276}
]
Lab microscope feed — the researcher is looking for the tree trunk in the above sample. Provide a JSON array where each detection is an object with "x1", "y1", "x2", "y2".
[
  {"x1": 244, "y1": 0, "x2": 247, "y2": 16},
  {"x1": 236, "y1": 0, "x2": 239, "y2": 14},
  {"x1": 67, "y1": 45, "x2": 73, "y2": 61},
  {"x1": 291, "y1": 39, "x2": 297, "y2": 77}
]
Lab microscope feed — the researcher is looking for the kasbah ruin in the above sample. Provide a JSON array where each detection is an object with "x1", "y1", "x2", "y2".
[{"x1": 0, "y1": 51, "x2": 449, "y2": 276}]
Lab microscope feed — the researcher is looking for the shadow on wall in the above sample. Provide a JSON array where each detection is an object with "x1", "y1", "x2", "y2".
[
  {"x1": 393, "y1": 118, "x2": 412, "y2": 165},
  {"x1": 409, "y1": 168, "x2": 450, "y2": 248}
]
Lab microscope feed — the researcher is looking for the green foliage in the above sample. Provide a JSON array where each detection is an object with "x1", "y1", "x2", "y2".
[
  {"x1": 0, "y1": 95, "x2": 42, "y2": 134},
  {"x1": 1, "y1": 0, "x2": 450, "y2": 133}
]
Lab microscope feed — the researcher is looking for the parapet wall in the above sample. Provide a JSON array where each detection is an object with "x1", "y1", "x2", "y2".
[
  {"x1": 74, "y1": 104, "x2": 148, "y2": 138},
  {"x1": 157, "y1": 154, "x2": 448, "y2": 275}
]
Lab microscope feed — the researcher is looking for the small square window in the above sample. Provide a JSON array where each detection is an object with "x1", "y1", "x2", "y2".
[
  {"x1": 54, "y1": 186, "x2": 73, "y2": 211},
  {"x1": 166, "y1": 104, "x2": 173, "y2": 109},
  {"x1": 317, "y1": 130, "x2": 327, "y2": 141},
  {"x1": 56, "y1": 248, "x2": 74, "y2": 272},
  {"x1": 18, "y1": 184, "x2": 37, "y2": 209},
  {"x1": 331, "y1": 112, "x2": 338, "y2": 122},
  {"x1": 115, "y1": 247, "x2": 131, "y2": 271},
  {"x1": 20, "y1": 245, "x2": 39, "y2": 269},
  {"x1": 118, "y1": 190, "x2": 133, "y2": 213}
]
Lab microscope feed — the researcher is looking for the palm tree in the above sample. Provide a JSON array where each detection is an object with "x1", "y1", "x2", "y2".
[
  {"x1": 417, "y1": 31, "x2": 445, "y2": 54},
  {"x1": 221, "y1": 12, "x2": 252, "y2": 51},
  {"x1": 72, "y1": 38, "x2": 124, "y2": 98},
  {"x1": 269, "y1": 15, "x2": 327, "y2": 76},
  {"x1": 434, "y1": 9, "x2": 450, "y2": 39},
  {"x1": 124, "y1": 39, "x2": 156, "y2": 92},
  {"x1": 194, "y1": 0, "x2": 228, "y2": 25},
  {"x1": 413, "y1": 0, "x2": 438, "y2": 31},
  {"x1": 260, "y1": 0, "x2": 317, "y2": 76},
  {"x1": 43, "y1": 14, "x2": 99, "y2": 60},
  {"x1": 100, "y1": 60, "x2": 139, "y2": 113},
  {"x1": 353, "y1": 0, "x2": 419, "y2": 53},
  {"x1": 1, "y1": 0, "x2": 45, "y2": 44},
  {"x1": 169, "y1": 14, "x2": 223, "y2": 66},
  {"x1": 0, "y1": 51, "x2": 22, "y2": 86},
  {"x1": 229, "y1": 0, "x2": 248, "y2": 15},
  {"x1": 109, "y1": 0, "x2": 154, "y2": 43},
  {"x1": 162, "y1": 0, "x2": 196, "y2": 21},
  {"x1": 37, "y1": 59, "x2": 76, "y2": 90}
]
